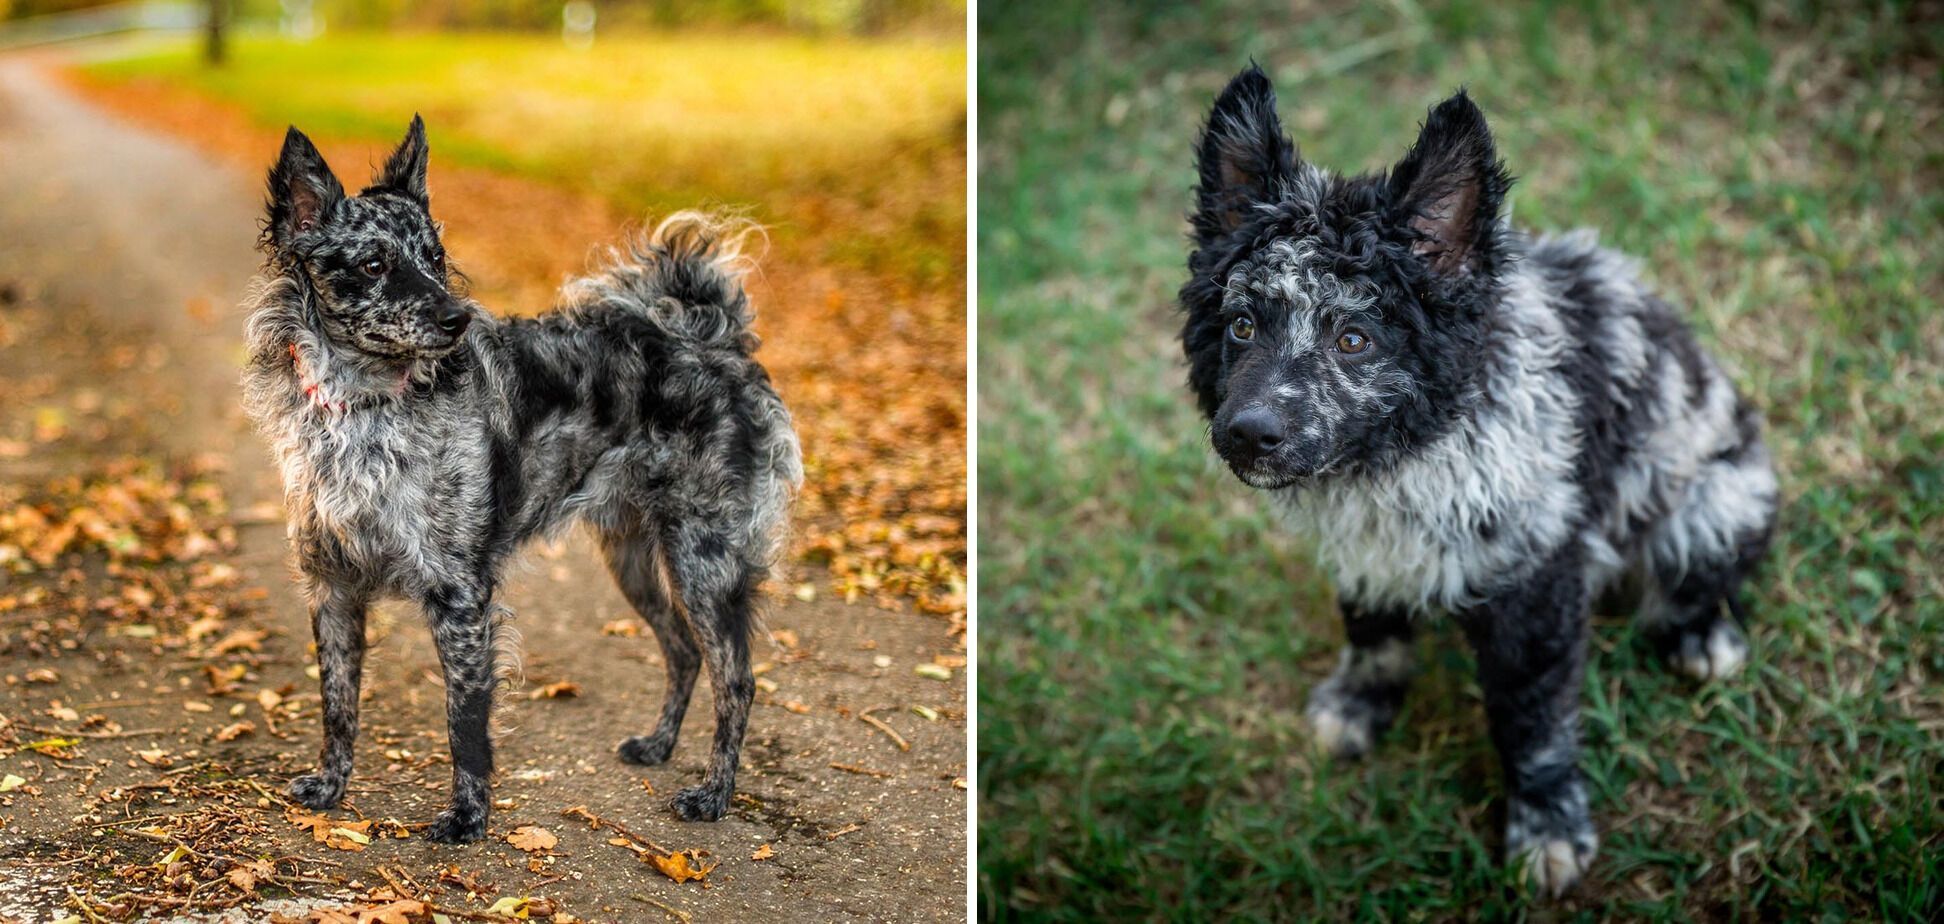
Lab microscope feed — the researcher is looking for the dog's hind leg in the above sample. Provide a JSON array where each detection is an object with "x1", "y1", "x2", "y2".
[
  {"x1": 422, "y1": 582, "x2": 500, "y2": 843},
  {"x1": 660, "y1": 525, "x2": 758, "y2": 822},
  {"x1": 1639, "y1": 430, "x2": 1777, "y2": 681},
  {"x1": 288, "y1": 576, "x2": 370, "y2": 810},
  {"x1": 1305, "y1": 601, "x2": 1415, "y2": 759},
  {"x1": 600, "y1": 529, "x2": 702, "y2": 767}
]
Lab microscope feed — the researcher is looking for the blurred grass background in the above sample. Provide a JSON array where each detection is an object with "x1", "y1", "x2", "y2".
[{"x1": 977, "y1": 0, "x2": 1941, "y2": 919}]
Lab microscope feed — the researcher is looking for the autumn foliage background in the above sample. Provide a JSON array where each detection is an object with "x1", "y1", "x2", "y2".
[{"x1": 45, "y1": 0, "x2": 970, "y2": 629}]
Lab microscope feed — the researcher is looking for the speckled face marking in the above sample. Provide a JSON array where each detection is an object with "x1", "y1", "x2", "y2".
[{"x1": 265, "y1": 116, "x2": 472, "y2": 364}]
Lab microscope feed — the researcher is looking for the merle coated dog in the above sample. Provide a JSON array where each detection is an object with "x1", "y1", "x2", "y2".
[
  {"x1": 243, "y1": 117, "x2": 802, "y2": 841},
  {"x1": 1180, "y1": 68, "x2": 1777, "y2": 895}
]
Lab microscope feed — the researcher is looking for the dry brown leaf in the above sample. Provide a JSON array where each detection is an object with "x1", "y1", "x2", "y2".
[
  {"x1": 226, "y1": 866, "x2": 257, "y2": 893},
  {"x1": 355, "y1": 899, "x2": 424, "y2": 924},
  {"x1": 647, "y1": 849, "x2": 715, "y2": 883},
  {"x1": 211, "y1": 627, "x2": 267, "y2": 654},
  {"x1": 528, "y1": 680, "x2": 582, "y2": 700},
  {"x1": 507, "y1": 825, "x2": 558, "y2": 853},
  {"x1": 24, "y1": 667, "x2": 58, "y2": 683},
  {"x1": 751, "y1": 843, "x2": 775, "y2": 861},
  {"x1": 600, "y1": 619, "x2": 640, "y2": 637},
  {"x1": 215, "y1": 720, "x2": 255, "y2": 742}
]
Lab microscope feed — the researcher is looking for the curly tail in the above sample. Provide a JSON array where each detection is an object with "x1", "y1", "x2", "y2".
[{"x1": 566, "y1": 211, "x2": 766, "y2": 346}]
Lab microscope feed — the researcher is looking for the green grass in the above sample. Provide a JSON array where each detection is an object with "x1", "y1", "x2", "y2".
[
  {"x1": 976, "y1": 1, "x2": 1942, "y2": 919},
  {"x1": 82, "y1": 30, "x2": 966, "y2": 286}
]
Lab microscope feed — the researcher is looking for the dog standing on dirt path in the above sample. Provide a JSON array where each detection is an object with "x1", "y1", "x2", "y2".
[
  {"x1": 1179, "y1": 68, "x2": 1777, "y2": 895},
  {"x1": 242, "y1": 116, "x2": 802, "y2": 842}
]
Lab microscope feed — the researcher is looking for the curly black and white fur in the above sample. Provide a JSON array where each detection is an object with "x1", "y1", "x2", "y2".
[
  {"x1": 1180, "y1": 69, "x2": 1777, "y2": 896},
  {"x1": 243, "y1": 118, "x2": 801, "y2": 841}
]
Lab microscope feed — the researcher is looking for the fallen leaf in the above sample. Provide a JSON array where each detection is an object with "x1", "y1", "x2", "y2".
[
  {"x1": 0, "y1": 774, "x2": 25, "y2": 792},
  {"x1": 215, "y1": 720, "x2": 255, "y2": 742},
  {"x1": 769, "y1": 629, "x2": 800, "y2": 649},
  {"x1": 356, "y1": 899, "x2": 425, "y2": 924},
  {"x1": 528, "y1": 681, "x2": 582, "y2": 700},
  {"x1": 137, "y1": 748, "x2": 172, "y2": 767},
  {"x1": 647, "y1": 849, "x2": 715, "y2": 883},
  {"x1": 782, "y1": 700, "x2": 811, "y2": 714},
  {"x1": 913, "y1": 663, "x2": 952, "y2": 681},
  {"x1": 507, "y1": 825, "x2": 558, "y2": 853},
  {"x1": 24, "y1": 667, "x2": 58, "y2": 684},
  {"x1": 751, "y1": 843, "x2": 774, "y2": 861},
  {"x1": 211, "y1": 627, "x2": 268, "y2": 654},
  {"x1": 599, "y1": 619, "x2": 640, "y2": 637},
  {"x1": 326, "y1": 826, "x2": 371, "y2": 850},
  {"x1": 183, "y1": 700, "x2": 214, "y2": 713},
  {"x1": 226, "y1": 866, "x2": 257, "y2": 893},
  {"x1": 484, "y1": 896, "x2": 530, "y2": 916}
]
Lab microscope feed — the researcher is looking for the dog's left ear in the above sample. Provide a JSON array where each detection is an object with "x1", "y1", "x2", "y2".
[
  {"x1": 375, "y1": 114, "x2": 430, "y2": 206},
  {"x1": 1192, "y1": 65, "x2": 1300, "y2": 247},
  {"x1": 1388, "y1": 90, "x2": 1511, "y2": 278}
]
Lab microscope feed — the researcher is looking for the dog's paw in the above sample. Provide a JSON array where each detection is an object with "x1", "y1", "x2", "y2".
[
  {"x1": 670, "y1": 783, "x2": 730, "y2": 822},
  {"x1": 424, "y1": 804, "x2": 490, "y2": 844},
  {"x1": 1506, "y1": 799, "x2": 1598, "y2": 899},
  {"x1": 1514, "y1": 836, "x2": 1595, "y2": 898},
  {"x1": 1304, "y1": 680, "x2": 1395, "y2": 761},
  {"x1": 1304, "y1": 700, "x2": 1376, "y2": 759},
  {"x1": 1670, "y1": 620, "x2": 1747, "y2": 681},
  {"x1": 618, "y1": 733, "x2": 676, "y2": 767},
  {"x1": 286, "y1": 772, "x2": 346, "y2": 810}
]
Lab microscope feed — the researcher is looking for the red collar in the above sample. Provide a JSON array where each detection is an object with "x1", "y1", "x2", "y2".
[{"x1": 287, "y1": 341, "x2": 347, "y2": 414}]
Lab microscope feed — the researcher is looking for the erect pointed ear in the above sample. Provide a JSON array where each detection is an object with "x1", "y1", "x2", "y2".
[
  {"x1": 374, "y1": 114, "x2": 429, "y2": 205},
  {"x1": 1192, "y1": 65, "x2": 1299, "y2": 246},
  {"x1": 1387, "y1": 90, "x2": 1511, "y2": 278},
  {"x1": 265, "y1": 126, "x2": 343, "y2": 249}
]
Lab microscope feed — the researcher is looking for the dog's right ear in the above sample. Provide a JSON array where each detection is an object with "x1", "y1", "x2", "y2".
[
  {"x1": 265, "y1": 127, "x2": 343, "y2": 251},
  {"x1": 1192, "y1": 65, "x2": 1298, "y2": 247}
]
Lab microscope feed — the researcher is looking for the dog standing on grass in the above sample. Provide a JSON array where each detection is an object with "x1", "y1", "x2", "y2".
[
  {"x1": 243, "y1": 117, "x2": 802, "y2": 842},
  {"x1": 1179, "y1": 68, "x2": 1777, "y2": 895}
]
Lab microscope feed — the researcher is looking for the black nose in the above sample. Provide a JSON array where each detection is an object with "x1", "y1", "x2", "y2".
[
  {"x1": 1227, "y1": 406, "x2": 1285, "y2": 455},
  {"x1": 434, "y1": 304, "x2": 471, "y2": 336}
]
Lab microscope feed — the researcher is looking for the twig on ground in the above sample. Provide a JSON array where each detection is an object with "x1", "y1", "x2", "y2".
[
  {"x1": 630, "y1": 893, "x2": 692, "y2": 922},
  {"x1": 562, "y1": 804, "x2": 673, "y2": 856},
  {"x1": 829, "y1": 762, "x2": 894, "y2": 778},
  {"x1": 20, "y1": 723, "x2": 169, "y2": 740},
  {"x1": 858, "y1": 709, "x2": 910, "y2": 751}
]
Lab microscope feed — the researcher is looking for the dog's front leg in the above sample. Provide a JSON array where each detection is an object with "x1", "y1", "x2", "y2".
[
  {"x1": 1457, "y1": 554, "x2": 1597, "y2": 898},
  {"x1": 423, "y1": 584, "x2": 498, "y2": 843},
  {"x1": 289, "y1": 577, "x2": 369, "y2": 810}
]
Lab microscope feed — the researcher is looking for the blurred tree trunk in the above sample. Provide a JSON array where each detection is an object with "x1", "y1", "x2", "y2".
[{"x1": 203, "y1": 0, "x2": 228, "y2": 66}]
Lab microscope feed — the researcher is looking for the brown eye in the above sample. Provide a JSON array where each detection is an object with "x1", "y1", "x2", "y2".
[
  {"x1": 361, "y1": 257, "x2": 387, "y2": 278},
  {"x1": 1336, "y1": 330, "x2": 1370, "y2": 354},
  {"x1": 1228, "y1": 315, "x2": 1256, "y2": 342}
]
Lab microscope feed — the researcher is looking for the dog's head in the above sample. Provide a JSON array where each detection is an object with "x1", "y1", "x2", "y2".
[
  {"x1": 261, "y1": 116, "x2": 473, "y2": 360},
  {"x1": 1181, "y1": 67, "x2": 1512, "y2": 489}
]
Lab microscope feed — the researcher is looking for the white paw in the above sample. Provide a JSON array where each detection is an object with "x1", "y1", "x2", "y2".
[
  {"x1": 1304, "y1": 700, "x2": 1371, "y2": 759},
  {"x1": 1675, "y1": 621, "x2": 1747, "y2": 681},
  {"x1": 1517, "y1": 837, "x2": 1591, "y2": 898}
]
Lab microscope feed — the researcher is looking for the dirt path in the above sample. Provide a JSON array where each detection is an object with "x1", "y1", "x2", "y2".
[{"x1": 0, "y1": 56, "x2": 965, "y2": 923}]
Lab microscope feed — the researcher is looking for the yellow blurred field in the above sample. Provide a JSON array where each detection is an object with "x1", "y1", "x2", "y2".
[{"x1": 84, "y1": 31, "x2": 967, "y2": 283}]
